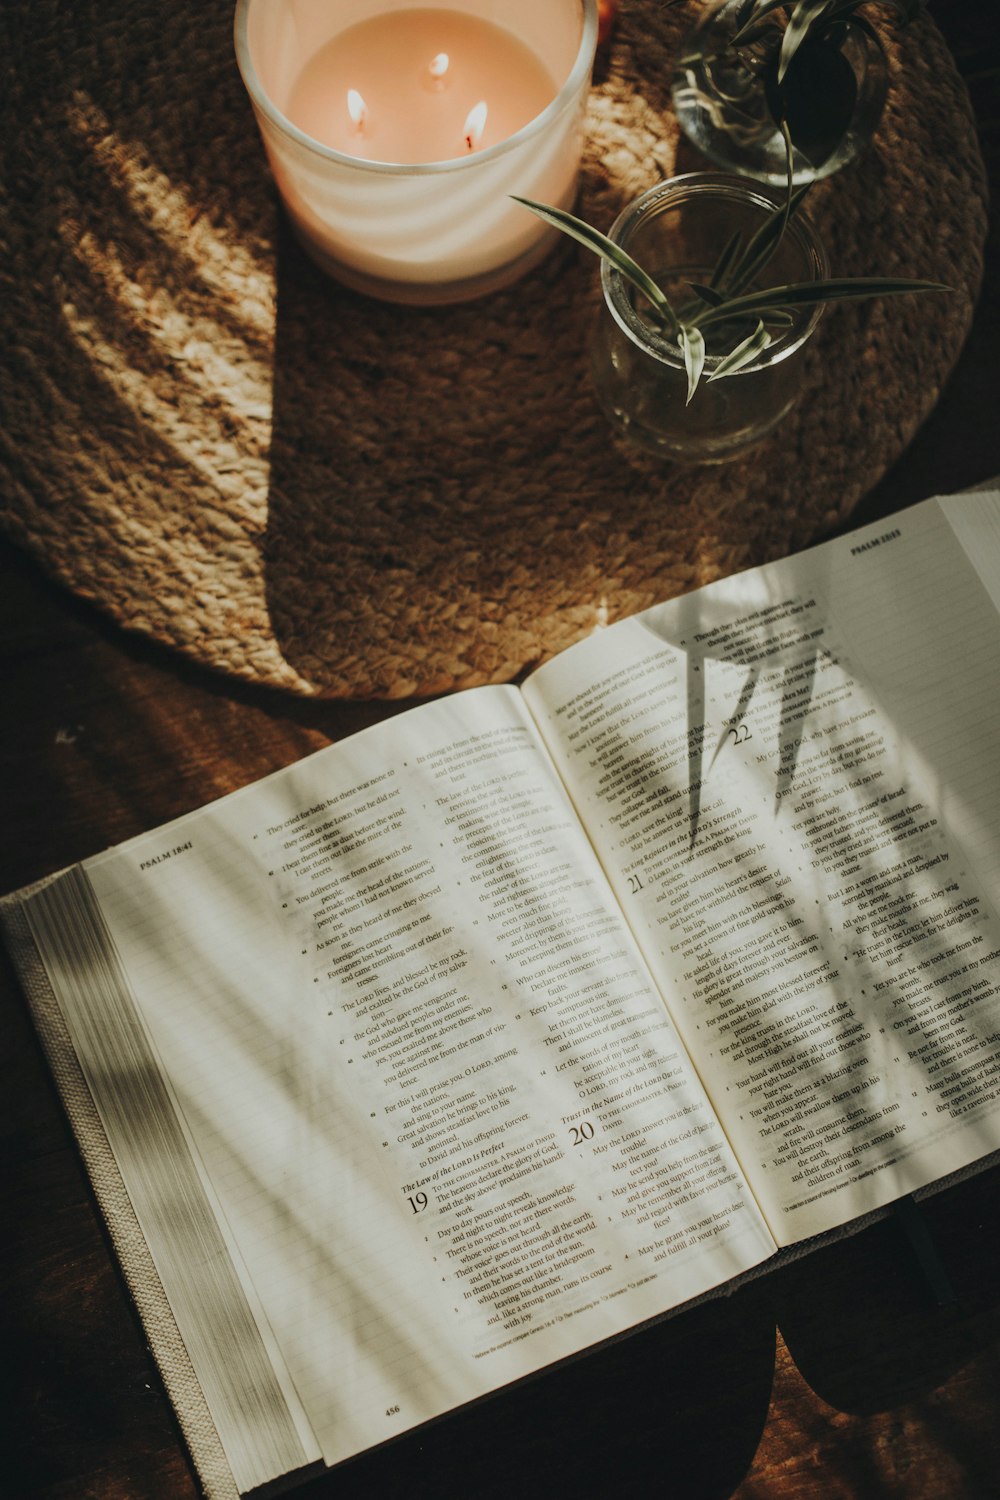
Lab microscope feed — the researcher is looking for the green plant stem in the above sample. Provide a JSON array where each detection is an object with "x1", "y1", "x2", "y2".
[{"x1": 512, "y1": 175, "x2": 950, "y2": 403}]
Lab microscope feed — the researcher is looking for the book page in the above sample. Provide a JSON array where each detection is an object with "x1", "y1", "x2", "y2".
[
  {"x1": 524, "y1": 495, "x2": 1000, "y2": 1244},
  {"x1": 77, "y1": 686, "x2": 774, "y2": 1471},
  {"x1": 948, "y1": 485, "x2": 1000, "y2": 610}
]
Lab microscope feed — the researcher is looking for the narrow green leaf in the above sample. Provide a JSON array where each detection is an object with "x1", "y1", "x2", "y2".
[
  {"x1": 706, "y1": 320, "x2": 772, "y2": 382},
  {"x1": 827, "y1": 0, "x2": 925, "y2": 22},
  {"x1": 847, "y1": 13, "x2": 879, "y2": 42},
  {"x1": 687, "y1": 281, "x2": 726, "y2": 307},
  {"x1": 823, "y1": 0, "x2": 872, "y2": 23},
  {"x1": 710, "y1": 229, "x2": 745, "y2": 290},
  {"x1": 730, "y1": 0, "x2": 792, "y2": 48},
  {"x1": 814, "y1": 0, "x2": 859, "y2": 26},
  {"x1": 781, "y1": 117, "x2": 795, "y2": 190},
  {"x1": 714, "y1": 183, "x2": 811, "y2": 301},
  {"x1": 680, "y1": 326, "x2": 706, "y2": 405},
  {"x1": 698, "y1": 276, "x2": 951, "y2": 326},
  {"x1": 779, "y1": 0, "x2": 834, "y2": 83},
  {"x1": 511, "y1": 196, "x2": 679, "y2": 333}
]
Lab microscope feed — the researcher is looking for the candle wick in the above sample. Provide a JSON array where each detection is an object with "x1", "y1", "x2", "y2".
[
  {"x1": 463, "y1": 100, "x2": 488, "y2": 153},
  {"x1": 425, "y1": 51, "x2": 449, "y2": 95}
]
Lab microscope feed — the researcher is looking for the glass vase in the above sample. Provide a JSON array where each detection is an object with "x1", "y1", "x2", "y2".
[
  {"x1": 671, "y1": 0, "x2": 888, "y2": 185},
  {"x1": 590, "y1": 173, "x2": 828, "y2": 463}
]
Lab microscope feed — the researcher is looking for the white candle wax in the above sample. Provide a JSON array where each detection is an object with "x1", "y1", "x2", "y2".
[
  {"x1": 235, "y1": 0, "x2": 598, "y2": 303},
  {"x1": 287, "y1": 11, "x2": 559, "y2": 164}
]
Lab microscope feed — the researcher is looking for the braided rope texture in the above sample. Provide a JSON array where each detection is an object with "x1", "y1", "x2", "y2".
[{"x1": 0, "y1": 1, "x2": 987, "y2": 697}]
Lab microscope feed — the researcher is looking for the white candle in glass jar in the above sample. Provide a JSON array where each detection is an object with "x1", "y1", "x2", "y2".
[
  {"x1": 235, "y1": 0, "x2": 598, "y2": 303},
  {"x1": 287, "y1": 10, "x2": 559, "y2": 163}
]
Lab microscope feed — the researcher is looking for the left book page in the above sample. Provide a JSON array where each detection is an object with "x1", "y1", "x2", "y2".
[{"x1": 11, "y1": 686, "x2": 775, "y2": 1491}]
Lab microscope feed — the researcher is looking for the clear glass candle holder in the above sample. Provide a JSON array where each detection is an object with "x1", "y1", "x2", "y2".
[
  {"x1": 590, "y1": 174, "x2": 828, "y2": 464},
  {"x1": 671, "y1": 0, "x2": 888, "y2": 186},
  {"x1": 235, "y1": 0, "x2": 598, "y2": 304}
]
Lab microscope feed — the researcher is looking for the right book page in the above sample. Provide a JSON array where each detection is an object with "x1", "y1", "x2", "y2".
[{"x1": 524, "y1": 492, "x2": 1000, "y2": 1246}]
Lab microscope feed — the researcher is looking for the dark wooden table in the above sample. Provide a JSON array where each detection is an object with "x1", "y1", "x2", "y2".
[{"x1": 4, "y1": 6, "x2": 1000, "y2": 1497}]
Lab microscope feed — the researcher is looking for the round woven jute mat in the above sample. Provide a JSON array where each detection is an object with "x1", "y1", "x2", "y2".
[{"x1": 0, "y1": 2, "x2": 987, "y2": 698}]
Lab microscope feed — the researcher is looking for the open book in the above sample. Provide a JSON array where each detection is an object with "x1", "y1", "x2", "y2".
[{"x1": 5, "y1": 489, "x2": 1000, "y2": 1499}]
